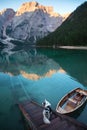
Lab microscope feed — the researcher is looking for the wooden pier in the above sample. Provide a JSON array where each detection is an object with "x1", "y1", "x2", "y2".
[{"x1": 18, "y1": 100, "x2": 87, "y2": 130}]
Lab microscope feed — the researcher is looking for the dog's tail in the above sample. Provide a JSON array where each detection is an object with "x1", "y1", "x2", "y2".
[{"x1": 43, "y1": 115, "x2": 51, "y2": 124}]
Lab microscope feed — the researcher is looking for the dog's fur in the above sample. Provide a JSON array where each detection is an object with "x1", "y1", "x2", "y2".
[{"x1": 42, "y1": 99, "x2": 52, "y2": 124}]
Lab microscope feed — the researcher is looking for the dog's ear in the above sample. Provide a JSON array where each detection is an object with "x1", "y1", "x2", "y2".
[
  {"x1": 44, "y1": 99, "x2": 51, "y2": 107},
  {"x1": 42, "y1": 99, "x2": 46, "y2": 107},
  {"x1": 45, "y1": 99, "x2": 47, "y2": 102}
]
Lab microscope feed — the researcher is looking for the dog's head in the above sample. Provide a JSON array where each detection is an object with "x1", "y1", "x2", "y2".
[{"x1": 42, "y1": 99, "x2": 51, "y2": 108}]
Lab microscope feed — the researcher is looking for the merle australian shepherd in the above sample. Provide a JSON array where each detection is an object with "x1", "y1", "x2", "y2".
[{"x1": 42, "y1": 99, "x2": 52, "y2": 124}]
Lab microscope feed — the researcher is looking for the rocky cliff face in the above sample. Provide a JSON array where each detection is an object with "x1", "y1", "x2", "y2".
[
  {"x1": 0, "y1": 8, "x2": 15, "y2": 38},
  {"x1": 6, "y1": 1, "x2": 63, "y2": 44}
]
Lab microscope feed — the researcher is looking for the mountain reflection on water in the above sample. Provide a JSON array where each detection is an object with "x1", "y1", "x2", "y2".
[
  {"x1": 0, "y1": 46, "x2": 62, "y2": 78},
  {"x1": 0, "y1": 46, "x2": 87, "y2": 129}
]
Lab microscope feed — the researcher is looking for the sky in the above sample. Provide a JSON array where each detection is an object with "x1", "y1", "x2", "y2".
[{"x1": 0, "y1": 0, "x2": 87, "y2": 14}]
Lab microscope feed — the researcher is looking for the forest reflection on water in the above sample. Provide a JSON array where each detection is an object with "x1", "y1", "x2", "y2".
[{"x1": 0, "y1": 46, "x2": 87, "y2": 129}]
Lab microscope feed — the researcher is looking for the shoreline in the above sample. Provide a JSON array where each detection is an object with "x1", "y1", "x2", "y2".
[
  {"x1": 36, "y1": 45, "x2": 87, "y2": 50},
  {"x1": 58, "y1": 46, "x2": 87, "y2": 50}
]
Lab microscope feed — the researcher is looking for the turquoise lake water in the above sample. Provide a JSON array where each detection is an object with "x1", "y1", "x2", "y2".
[{"x1": 0, "y1": 47, "x2": 87, "y2": 129}]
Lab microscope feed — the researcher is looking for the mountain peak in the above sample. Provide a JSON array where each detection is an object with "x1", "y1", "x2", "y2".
[
  {"x1": 0, "y1": 8, "x2": 15, "y2": 15},
  {"x1": 16, "y1": 1, "x2": 59, "y2": 17},
  {"x1": 22, "y1": 1, "x2": 39, "y2": 9}
]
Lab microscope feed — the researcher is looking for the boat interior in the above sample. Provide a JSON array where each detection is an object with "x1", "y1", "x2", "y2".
[{"x1": 64, "y1": 92, "x2": 85, "y2": 112}]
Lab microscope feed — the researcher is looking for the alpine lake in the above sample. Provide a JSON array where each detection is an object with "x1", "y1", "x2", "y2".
[{"x1": 0, "y1": 45, "x2": 87, "y2": 130}]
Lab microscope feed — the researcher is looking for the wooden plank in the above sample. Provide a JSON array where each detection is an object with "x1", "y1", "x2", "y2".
[{"x1": 18, "y1": 100, "x2": 87, "y2": 130}]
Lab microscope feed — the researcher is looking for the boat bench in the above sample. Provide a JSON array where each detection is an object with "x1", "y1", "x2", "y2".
[
  {"x1": 67, "y1": 98, "x2": 77, "y2": 108},
  {"x1": 68, "y1": 98, "x2": 77, "y2": 104}
]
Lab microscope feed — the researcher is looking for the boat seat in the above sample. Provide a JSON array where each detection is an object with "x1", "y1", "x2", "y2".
[
  {"x1": 74, "y1": 93, "x2": 84, "y2": 101},
  {"x1": 68, "y1": 98, "x2": 77, "y2": 104},
  {"x1": 65, "y1": 98, "x2": 78, "y2": 109}
]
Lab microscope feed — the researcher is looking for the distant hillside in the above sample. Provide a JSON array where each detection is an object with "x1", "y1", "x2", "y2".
[{"x1": 37, "y1": 2, "x2": 87, "y2": 46}]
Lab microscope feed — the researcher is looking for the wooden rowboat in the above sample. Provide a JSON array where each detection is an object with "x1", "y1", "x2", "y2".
[{"x1": 56, "y1": 87, "x2": 87, "y2": 114}]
